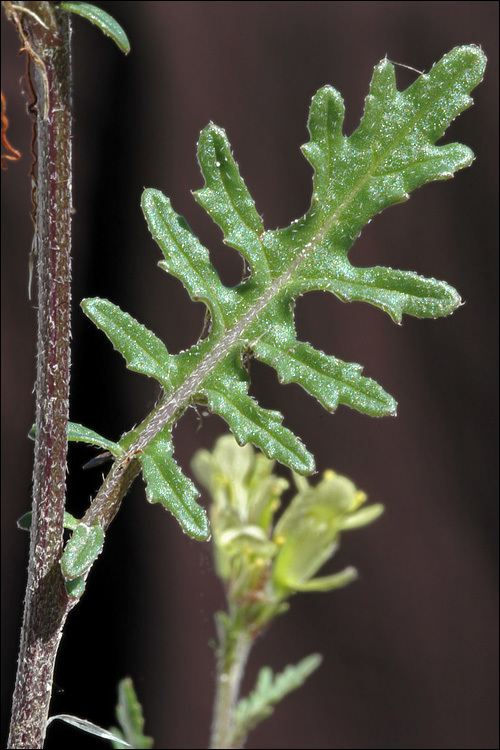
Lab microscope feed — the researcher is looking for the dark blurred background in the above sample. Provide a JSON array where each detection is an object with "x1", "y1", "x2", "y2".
[{"x1": 2, "y1": 2, "x2": 498, "y2": 748}]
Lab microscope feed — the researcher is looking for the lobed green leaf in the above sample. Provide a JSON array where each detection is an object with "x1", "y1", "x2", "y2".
[
  {"x1": 83, "y1": 46, "x2": 486, "y2": 538},
  {"x1": 233, "y1": 654, "x2": 323, "y2": 744},
  {"x1": 109, "y1": 677, "x2": 153, "y2": 749}
]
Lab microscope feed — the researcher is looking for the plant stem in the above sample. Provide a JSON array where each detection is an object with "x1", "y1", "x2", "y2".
[
  {"x1": 6, "y1": 3, "x2": 73, "y2": 747},
  {"x1": 210, "y1": 623, "x2": 252, "y2": 749}
]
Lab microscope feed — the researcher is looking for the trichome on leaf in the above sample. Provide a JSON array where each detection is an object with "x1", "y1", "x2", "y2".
[{"x1": 77, "y1": 45, "x2": 486, "y2": 540}]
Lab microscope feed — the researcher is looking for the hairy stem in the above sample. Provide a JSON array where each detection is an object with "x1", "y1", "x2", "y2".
[
  {"x1": 210, "y1": 625, "x2": 252, "y2": 749},
  {"x1": 6, "y1": 3, "x2": 73, "y2": 747}
]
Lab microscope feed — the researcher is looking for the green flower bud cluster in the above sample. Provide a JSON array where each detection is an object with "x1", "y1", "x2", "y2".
[{"x1": 192, "y1": 434, "x2": 383, "y2": 633}]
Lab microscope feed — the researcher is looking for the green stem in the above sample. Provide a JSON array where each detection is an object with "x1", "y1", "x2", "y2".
[
  {"x1": 6, "y1": 3, "x2": 73, "y2": 747},
  {"x1": 210, "y1": 622, "x2": 252, "y2": 749}
]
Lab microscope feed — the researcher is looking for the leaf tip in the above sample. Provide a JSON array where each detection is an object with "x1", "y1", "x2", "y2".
[
  {"x1": 80, "y1": 296, "x2": 97, "y2": 315},
  {"x1": 141, "y1": 187, "x2": 165, "y2": 212},
  {"x1": 80, "y1": 297, "x2": 94, "y2": 320},
  {"x1": 296, "y1": 450, "x2": 316, "y2": 476},
  {"x1": 59, "y1": 2, "x2": 131, "y2": 54},
  {"x1": 191, "y1": 517, "x2": 212, "y2": 543},
  {"x1": 450, "y1": 44, "x2": 487, "y2": 79},
  {"x1": 175, "y1": 506, "x2": 212, "y2": 542}
]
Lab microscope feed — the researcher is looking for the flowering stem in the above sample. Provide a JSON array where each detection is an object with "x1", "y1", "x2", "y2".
[{"x1": 210, "y1": 618, "x2": 252, "y2": 749}]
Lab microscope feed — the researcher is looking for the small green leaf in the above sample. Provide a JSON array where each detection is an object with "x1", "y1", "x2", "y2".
[
  {"x1": 16, "y1": 512, "x2": 33, "y2": 531},
  {"x1": 47, "y1": 714, "x2": 130, "y2": 746},
  {"x1": 109, "y1": 677, "x2": 153, "y2": 750},
  {"x1": 67, "y1": 422, "x2": 122, "y2": 454},
  {"x1": 64, "y1": 576, "x2": 86, "y2": 598},
  {"x1": 29, "y1": 421, "x2": 122, "y2": 455},
  {"x1": 139, "y1": 426, "x2": 210, "y2": 541},
  {"x1": 60, "y1": 523, "x2": 105, "y2": 580},
  {"x1": 233, "y1": 654, "x2": 322, "y2": 744},
  {"x1": 58, "y1": 2, "x2": 130, "y2": 54},
  {"x1": 17, "y1": 510, "x2": 80, "y2": 531}
]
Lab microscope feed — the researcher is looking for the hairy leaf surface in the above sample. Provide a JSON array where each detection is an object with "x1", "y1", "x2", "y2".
[{"x1": 82, "y1": 46, "x2": 485, "y2": 539}]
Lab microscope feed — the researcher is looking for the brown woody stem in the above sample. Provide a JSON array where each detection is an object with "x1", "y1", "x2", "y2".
[{"x1": 6, "y1": 3, "x2": 74, "y2": 747}]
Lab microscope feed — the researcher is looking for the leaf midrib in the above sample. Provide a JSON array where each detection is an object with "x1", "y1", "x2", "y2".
[{"x1": 123, "y1": 60, "x2": 470, "y2": 458}]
